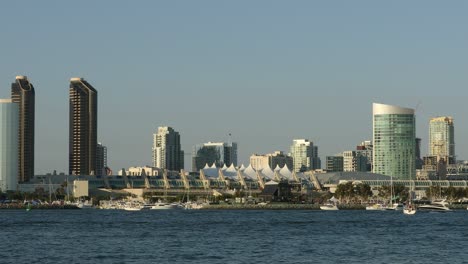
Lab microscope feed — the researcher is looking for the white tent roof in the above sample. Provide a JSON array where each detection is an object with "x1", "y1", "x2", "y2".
[
  {"x1": 260, "y1": 166, "x2": 275, "y2": 180},
  {"x1": 265, "y1": 180, "x2": 279, "y2": 185},
  {"x1": 242, "y1": 164, "x2": 257, "y2": 180},
  {"x1": 202, "y1": 163, "x2": 219, "y2": 178},
  {"x1": 223, "y1": 163, "x2": 238, "y2": 178},
  {"x1": 278, "y1": 164, "x2": 293, "y2": 180}
]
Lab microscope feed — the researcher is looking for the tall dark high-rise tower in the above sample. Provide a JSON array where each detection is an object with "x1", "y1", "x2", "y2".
[
  {"x1": 11, "y1": 76, "x2": 35, "y2": 182},
  {"x1": 69, "y1": 78, "x2": 98, "y2": 175}
]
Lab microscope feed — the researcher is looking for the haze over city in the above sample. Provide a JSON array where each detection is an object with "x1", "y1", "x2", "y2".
[{"x1": 1, "y1": 1, "x2": 468, "y2": 174}]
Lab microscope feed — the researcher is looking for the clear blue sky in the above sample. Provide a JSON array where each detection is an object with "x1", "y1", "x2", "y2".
[{"x1": 1, "y1": 1, "x2": 468, "y2": 173}]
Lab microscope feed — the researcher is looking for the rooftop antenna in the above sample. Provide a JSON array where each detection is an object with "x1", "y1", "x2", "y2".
[
  {"x1": 228, "y1": 133, "x2": 232, "y2": 146},
  {"x1": 415, "y1": 100, "x2": 421, "y2": 114}
]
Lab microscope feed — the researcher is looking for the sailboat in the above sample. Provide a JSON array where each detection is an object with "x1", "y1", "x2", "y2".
[
  {"x1": 385, "y1": 175, "x2": 403, "y2": 210},
  {"x1": 403, "y1": 179, "x2": 416, "y2": 215}
]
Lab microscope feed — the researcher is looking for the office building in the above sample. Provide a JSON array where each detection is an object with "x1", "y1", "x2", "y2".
[
  {"x1": 11, "y1": 76, "x2": 35, "y2": 182},
  {"x1": 326, "y1": 156, "x2": 344, "y2": 172},
  {"x1": 290, "y1": 139, "x2": 320, "y2": 172},
  {"x1": 69, "y1": 78, "x2": 98, "y2": 175},
  {"x1": 429, "y1": 117, "x2": 455, "y2": 164},
  {"x1": 152, "y1": 126, "x2": 184, "y2": 171},
  {"x1": 192, "y1": 142, "x2": 237, "y2": 172},
  {"x1": 343, "y1": 151, "x2": 367, "y2": 172},
  {"x1": 250, "y1": 151, "x2": 293, "y2": 171},
  {"x1": 0, "y1": 99, "x2": 19, "y2": 191},
  {"x1": 373, "y1": 103, "x2": 416, "y2": 180},
  {"x1": 356, "y1": 140, "x2": 373, "y2": 171},
  {"x1": 96, "y1": 143, "x2": 107, "y2": 176}
]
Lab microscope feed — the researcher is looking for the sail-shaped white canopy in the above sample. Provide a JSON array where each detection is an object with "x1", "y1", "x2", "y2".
[
  {"x1": 260, "y1": 166, "x2": 275, "y2": 180},
  {"x1": 223, "y1": 163, "x2": 238, "y2": 179},
  {"x1": 278, "y1": 164, "x2": 293, "y2": 180},
  {"x1": 202, "y1": 163, "x2": 219, "y2": 178},
  {"x1": 242, "y1": 164, "x2": 257, "y2": 180}
]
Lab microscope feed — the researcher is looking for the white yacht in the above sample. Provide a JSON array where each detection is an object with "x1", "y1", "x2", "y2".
[
  {"x1": 366, "y1": 203, "x2": 385, "y2": 211},
  {"x1": 76, "y1": 200, "x2": 94, "y2": 209},
  {"x1": 320, "y1": 203, "x2": 339, "y2": 210},
  {"x1": 403, "y1": 204, "x2": 417, "y2": 215},
  {"x1": 150, "y1": 202, "x2": 180, "y2": 210},
  {"x1": 419, "y1": 200, "x2": 451, "y2": 212}
]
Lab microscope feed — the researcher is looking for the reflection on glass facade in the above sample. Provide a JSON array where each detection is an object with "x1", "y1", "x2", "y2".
[
  {"x1": 373, "y1": 103, "x2": 415, "y2": 180},
  {"x1": 0, "y1": 99, "x2": 19, "y2": 191},
  {"x1": 192, "y1": 142, "x2": 237, "y2": 172}
]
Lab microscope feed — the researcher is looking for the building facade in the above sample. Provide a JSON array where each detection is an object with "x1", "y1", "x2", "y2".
[
  {"x1": 0, "y1": 99, "x2": 19, "y2": 191},
  {"x1": 11, "y1": 76, "x2": 35, "y2": 182},
  {"x1": 373, "y1": 103, "x2": 416, "y2": 180},
  {"x1": 250, "y1": 151, "x2": 293, "y2": 171},
  {"x1": 96, "y1": 143, "x2": 107, "y2": 176},
  {"x1": 429, "y1": 117, "x2": 455, "y2": 164},
  {"x1": 152, "y1": 126, "x2": 184, "y2": 171},
  {"x1": 356, "y1": 140, "x2": 373, "y2": 171},
  {"x1": 290, "y1": 139, "x2": 320, "y2": 172},
  {"x1": 343, "y1": 151, "x2": 367, "y2": 172},
  {"x1": 69, "y1": 78, "x2": 98, "y2": 175},
  {"x1": 192, "y1": 142, "x2": 237, "y2": 172},
  {"x1": 326, "y1": 156, "x2": 344, "y2": 172}
]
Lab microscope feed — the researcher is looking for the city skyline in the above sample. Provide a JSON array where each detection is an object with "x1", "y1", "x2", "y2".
[{"x1": 1, "y1": 2, "x2": 468, "y2": 173}]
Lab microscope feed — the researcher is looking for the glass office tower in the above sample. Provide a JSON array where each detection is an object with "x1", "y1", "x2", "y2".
[{"x1": 373, "y1": 103, "x2": 416, "y2": 180}]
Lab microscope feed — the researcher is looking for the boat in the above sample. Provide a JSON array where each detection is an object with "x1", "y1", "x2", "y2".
[
  {"x1": 320, "y1": 203, "x2": 339, "y2": 210},
  {"x1": 403, "y1": 180, "x2": 417, "y2": 215},
  {"x1": 123, "y1": 203, "x2": 142, "y2": 211},
  {"x1": 76, "y1": 200, "x2": 94, "y2": 209},
  {"x1": 385, "y1": 203, "x2": 404, "y2": 211},
  {"x1": 403, "y1": 203, "x2": 416, "y2": 215},
  {"x1": 419, "y1": 200, "x2": 451, "y2": 212},
  {"x1": 150, "y1": 202, "x2": 180, "y2": 210},
  {"x1": 365, "y1": 203, "x2": 385, "y2": 211}
]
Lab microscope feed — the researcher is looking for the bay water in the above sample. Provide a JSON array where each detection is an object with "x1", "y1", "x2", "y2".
[{"x1": 0, "y1": 209, "x2": 466, "y2": 263}]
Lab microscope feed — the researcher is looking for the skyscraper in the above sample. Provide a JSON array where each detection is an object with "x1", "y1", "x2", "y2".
[
  {"x1": 152, "y1": 126, "x2": 184, "y2": 171},
  {"x1": 429, "y1": 117, "x2": 455, "y2": 164},
  {"x1": 69, "y1": 78, "x2": 98, "y2": 175},
  {"x1": 373, "y1": 103, "x2": 416, "y2": 180},
  {"x1": 192, "y1": 142, "x2": 237, "y2": 172},
  {"x1": 0, "y1": 99, "x2": 19, "y2": 191},
  {"x1": 289, "y1": 139, "x2": 316, "y2": 172},
  {"x1": 11, "y1": 76, "x2": 35, "y2": 182},
  {"x1": 96, "y1": 142, "x2": 107, "y2": 176}
]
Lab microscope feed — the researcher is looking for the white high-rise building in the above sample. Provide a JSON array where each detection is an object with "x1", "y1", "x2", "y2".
[
  {"x1": 289, "y1": 139, "x2": 320, "y2": 172},
  {"x1": 152, "y1": 126, "x2": 184, "y2": 171},
  {"x1": 429, "y1": 117, "x2": 455, "y2": 164},
  {"x1": 0, "y1": 99, "x2": 19, "y2": 191}
]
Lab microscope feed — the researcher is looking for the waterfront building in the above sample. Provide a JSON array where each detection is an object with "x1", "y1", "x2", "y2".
[
  {"x1": 0, "y1": 99, "x2": 19, "y2": 191},
  {"x1": 250, "y1": 151, "x2": 293, "y2": 171},
  {"x1": 290, "y1": 139, "x2": 320, "y2": 172},
  {"x1": 415, "y1": 137, "x2": 423, "y2": 170},
  {"x1": 343, "y1": 151, "x2": 367, "y2": 172},
  {"x1": 429, "y1": 117, "x2": 455, "y2": 165},
  {"x1": 96, "y1": 143, "x2": 107, "y2": 176},
  {"x1": 192, "y1": 142, "x2": 237, "y2": 172},
  {"x1": 373, "y1": 103, "x2": 416, "y2": 180},
  {"x1": 356, "y1": 140, "x2": 373, "y2": 171},
  {"x1": 69, "y1": 78, "x2": 98, "y2": 175},
  {"x1": 326, "y1": 156, "x2": 344, "y2": 172},
  {"x1": 152, "y1": 126, "x2": 184, "y2": 171},
  {"x1": 11, "y1": 76, "x2": 35, "y2": 182}
]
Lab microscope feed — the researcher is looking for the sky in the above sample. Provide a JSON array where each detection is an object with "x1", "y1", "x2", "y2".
[{"x1": 1, "y1": 1, "x2": 468, "y2": 174}]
